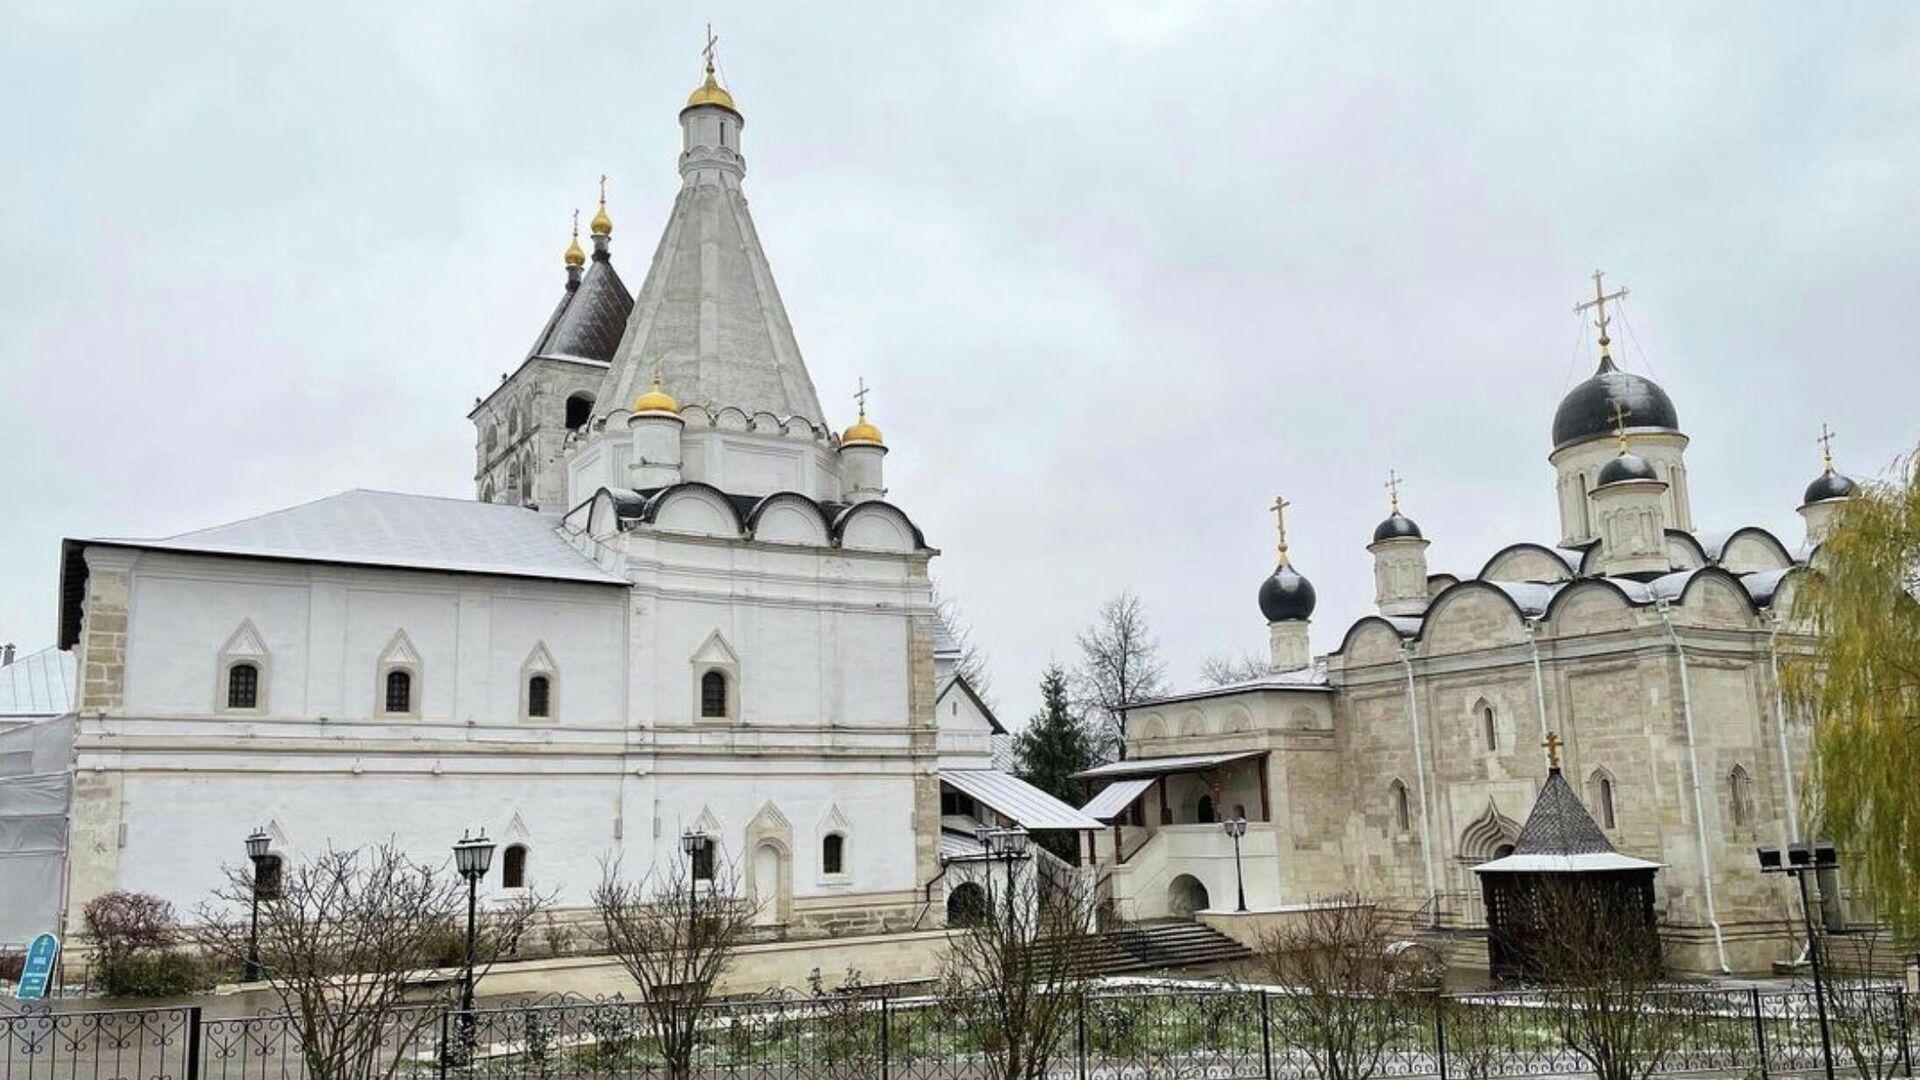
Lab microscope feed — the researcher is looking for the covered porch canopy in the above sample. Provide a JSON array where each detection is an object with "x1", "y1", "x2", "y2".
[
  {"x1": 1072, "y1": 750, "x2": 1271, "y2": 825},
  {"x1": 937, "y1": 768, "x2": 1103, "y2": 864}
]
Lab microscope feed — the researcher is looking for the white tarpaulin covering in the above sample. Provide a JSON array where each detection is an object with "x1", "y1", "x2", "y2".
[{"x1": 0, "y1": 715, "x2": 73, "y2": 943}]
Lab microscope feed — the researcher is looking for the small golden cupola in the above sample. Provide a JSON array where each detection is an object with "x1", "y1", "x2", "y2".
[
  {"x1": 686, "y1": 29, "x2": 737, "y2": 112},
  {"x1": 590, "y1": 176, "x2": 613, "y2": 238},
  {"x1": 839, "y1": 379, "x2": 888, "y2": 504},
  {"x1": 842, "y1": 408, "x2": 884, "y2": 447},
  {"x1": 631, "y1": 374, "x2": 680, "y2": 414},
  {"x1": 564, "y1": 210, "x2": 586, "y2": 268}
]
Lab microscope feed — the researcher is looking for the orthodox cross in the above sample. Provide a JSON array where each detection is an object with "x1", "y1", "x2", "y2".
[
  {"x1": 1542, "y1": 731, "x2": 1564, "y2": 770},
  {"x1": 1386, "y1": 469, "x2": 1402, "y2": 513},
  {"x1": 1818, "y1": 422, "x2": 1836, "y2": 470},
  {"x1": 1609, "y1": 401, "x2": 1632, "y2": 453},
  {"x1": 1270, "y1": 495, "x2": 1292, "y2": 566},
  {"x1": 571, "y1": 208, "x2": 579, "y2": 238},
  {"x1": 599, "y1": 174, "x2": 608, "y2": 205},
  {"x1": 702, "y1": 23, "x2": 720, "y2": 73},
  {"x1": 1574, "y1": 270, "x2": 1629, "y2": 361},
  {"x1": 853, "y1": 377, "x2": 871, "y2": 419}
]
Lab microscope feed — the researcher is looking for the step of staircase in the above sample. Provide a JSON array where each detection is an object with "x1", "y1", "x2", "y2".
[{"x1": 1046, "y1": 920, "x2": 1253, "y2": 976}]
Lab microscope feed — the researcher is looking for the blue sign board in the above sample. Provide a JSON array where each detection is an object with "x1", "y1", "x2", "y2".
[{"x1": 16, "y1": 933, "x2": 58, "y2": 1000}]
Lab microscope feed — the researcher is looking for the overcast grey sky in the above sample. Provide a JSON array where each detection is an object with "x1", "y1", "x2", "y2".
[{"x1": 4, "y1": 2, "x2": 1917, "y2": 724}]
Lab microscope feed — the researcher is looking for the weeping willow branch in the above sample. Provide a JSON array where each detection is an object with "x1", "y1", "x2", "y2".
[{"x1": 1788, "y1": 443, "x2": 1920, "y2": 940}]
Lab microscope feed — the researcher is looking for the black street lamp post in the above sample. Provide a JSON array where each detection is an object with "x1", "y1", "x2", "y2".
[
  {"x1": 982, "y1": 827, "x2": 1031, "y2": 923},
  {"x1": 1759, "y1": 841, "x2": 1839, "y2": 1080},
  {"x1": 452, "y1": 831, "x2": 496, "y2": 1023},
  {"x1": 244, "y1": 828, "x2": 272, "y2": 981},
  {"x1": 1223, "y1": 817, "x2": 1249, "y2": 912}
]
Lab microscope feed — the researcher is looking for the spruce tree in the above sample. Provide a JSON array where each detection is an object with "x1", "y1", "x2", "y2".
[{"x1": 1015, "y1": 664, "x2": 1097, "y2": 807}]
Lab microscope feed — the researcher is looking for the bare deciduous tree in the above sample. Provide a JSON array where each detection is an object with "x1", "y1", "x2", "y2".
[
  {"x1": 1522, "y1": 879, "x2": 1693, "y2": 1080},
  {"x1": 1198, "y1": 649, "x2": 1269, "y2": 687},
  {"x1": 195, "y1": 842, "x2": 543, "y2": 1080},
  {"x1": 592, "y1": 854, "x2": 757, "y2": 1080},
  {"x1": 934, "y1": 584, "x2": 996, "y2": 706},
  {"x1": 1073, "y1": 590, "x2": 1166, "y2": 759},
  {"x1": 1820, "y1": 934, "x2": 1908, "y2": 1080},
  {"x1": 1256, "y1": 895, "x2": 1436, "y2": 1080},
  {"x1": 943, "y1": 860, "x2": 1097, "y2": 1080}
]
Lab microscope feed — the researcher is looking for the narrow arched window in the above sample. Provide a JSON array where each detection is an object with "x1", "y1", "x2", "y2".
[
  {"x1": 701, "y1": 671, "x2": 727, "y2": 718},
  {"x1": 1730, "y1": 766, "x2": 1754, "y2": 829},
  {"x1": 227, "y1": 663, "x2": 259, "y2": 710},
  {"x1": 1589, "y1": 769, "x2": 1617, "y2": 830},
  {"x1": 1478, "y1": 701, "x2": 1497, "y2": 751},
  {"x1": 1390, "y1": 780, "x2": 1411, "y2": 834},
  {"x1": 527, "y1": 675, "x2": 551, "y2": 719},
  {"x1": 822, "y1": 833, "x2": 845, "y2": 875},
  {"x1": 502, "y1": 844, "x2": 528, "y2": 888},
  {"x1": 385, "y1": 669, "x2": 413, "y2": 714}
]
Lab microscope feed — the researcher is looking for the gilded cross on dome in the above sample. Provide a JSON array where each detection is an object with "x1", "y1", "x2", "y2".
[
  {"x1": 853, "y1": 377, "x2": 871, "y2": 417},
  {"x1": 1609, "y1": 401, "x2": 1632, "y2": 453},
  {"x1": 1270, "y1": 495, "x2": 1292, "y2": 567},
  {"x1": 1386, "y1": 469, "x2": 1402, "y2": 513},
  {"x1": 1542, "y1": 731, "x2": 1564, "y2": 770},
  {"x1": 1574, "y1": 270, "x2": 1629, "y2": 363},
  {"x1": 1818, "y1": 422, "x2": 1836, "y2": 470}
]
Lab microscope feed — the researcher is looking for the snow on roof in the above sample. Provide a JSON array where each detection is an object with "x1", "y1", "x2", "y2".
[
  {"x1": 1472, "y1": 851, "x2": 1662, "y2": 874},
  {"x1": 87, "y1": 490, "x2": 627, "y2": 585},
  {"x1": 1135, "y1": 664, "x2": 1330, "y2": 708},
  {"x1": 0, "y1": 647, "x2": 74, "y2": 718},
  {"x1": 1080, "y1": 777, "x2": 1154, "y2": 821},
  {"x1": 940, "y1": 769, "x2": 1102, "y2": 831},
  {"x1": 1073, "y1": 750, "x2": 1266, "y2": 781}
]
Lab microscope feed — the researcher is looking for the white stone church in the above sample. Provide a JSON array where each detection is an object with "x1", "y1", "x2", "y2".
[
  {"x1": 1081, "y1": 289, "x2": 1860, "y2": 974},
  {"x1": 15, "y1": 58, "x2": 1096, "y2": 946}
]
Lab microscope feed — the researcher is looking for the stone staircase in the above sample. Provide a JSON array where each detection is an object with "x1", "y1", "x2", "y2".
[{"x1": 1050, "y1": 920, "x2": 1253, "y2": 976}]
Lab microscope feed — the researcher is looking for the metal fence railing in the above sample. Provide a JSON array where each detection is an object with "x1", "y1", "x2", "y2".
[{"x1": 3, "y1": 984, "x2": 1913, "y2": 1080}]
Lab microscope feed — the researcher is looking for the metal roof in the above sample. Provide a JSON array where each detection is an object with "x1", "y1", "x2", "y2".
[
  {"x1": 939, "y1": 769, "x2": 1101, "y2": 831},
  {"x1": 1473, "y1": 851, "x2": 1662, "y2": 874},
  {"x1": 1073, "y1": 751, "x2": 1266, "y2": 782},
  {"x1": 82, "y1": 489, "x2": 628, "y2": 585},
  {"x1": 0, "y1": 647, "x2": 74, "y2": 718},
  {"x1": 1080, "y1": 778, "x2": 1154, "y2": 821},
  {"x1": 938, "y1": 830, "x2": 991, "y2": 862}
]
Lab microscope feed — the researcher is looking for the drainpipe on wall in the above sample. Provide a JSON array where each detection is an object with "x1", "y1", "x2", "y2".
[
  {"x1": 1768, "y1": 614, "x2": 1813, "y2": 963},
  {"x1": 1525, "y1": 619, "x2": 1550, "y2": 758},
  {"x1": 1400, "y1": 644, "x2": 1439, "y2": 928},
  {"x1": 1658, "y1": 601, "x2": 1732, "y2": 974}
]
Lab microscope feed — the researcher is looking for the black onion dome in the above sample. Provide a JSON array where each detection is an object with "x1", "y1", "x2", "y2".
[
  {"x1": 1552, "y1": 359, "x2": 1680, "y2": 450},
  {"x1": 1372, "y1": 511, "x2": 1423, "y2": 543},
  {"x1": 1597, "y1": 451, "x2": 1659, "y2": 486},
  {"x1": 1258, "y1": 563, "x2": 1317, "y2": 622},
  {"x1": 1803, "y1": 469, "x2": 1857, "y2": 505}
]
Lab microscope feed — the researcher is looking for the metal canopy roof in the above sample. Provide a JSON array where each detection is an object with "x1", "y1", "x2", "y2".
[
  {"x1": 1080, "y1": 778, "x2": 1154, "y2": 821},
  {"x1": 1072, "y1": 750, "x2": 1266, "y2": 782},
  {"x1": 940, "y1": 769, "x2": 1101, "y2": 831}
]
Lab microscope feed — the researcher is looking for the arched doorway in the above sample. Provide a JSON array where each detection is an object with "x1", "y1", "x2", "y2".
[
  {"x1": 1195, "y1": 795, "x2": 1216, "y2": 824},
  {"x1": 1168, "y1": 874, "x2": 1210, "y2": 916},
  {"x1": 948, "y1": 881, "x2": 989, "y2": 926}
]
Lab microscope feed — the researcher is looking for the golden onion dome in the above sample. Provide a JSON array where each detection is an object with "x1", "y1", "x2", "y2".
[
  {"x1": 686, "y1": 66, "x2": 737, "y2": 111},
  {"x1": 631, "y1": 375, "x2": 680, "y2": 414},
  {"x1": 590, "y1": 193, "x2": 612, "y2": 237},
  {"x1": 842, "y1": 411, "x2": 884, "y2": 447},
  {"x1": 564, "y1": 209, "x2": 586, "y2": 266}
]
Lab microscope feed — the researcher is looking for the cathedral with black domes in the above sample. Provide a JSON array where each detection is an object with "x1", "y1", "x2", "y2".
[{"x1": 1076, "y1": 278, "x2": 1858, "y2": 974}]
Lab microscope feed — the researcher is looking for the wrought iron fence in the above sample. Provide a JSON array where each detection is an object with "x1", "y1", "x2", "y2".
[{"x1": 3, "y1": 985, "x2": 1913, "y2": 1080}]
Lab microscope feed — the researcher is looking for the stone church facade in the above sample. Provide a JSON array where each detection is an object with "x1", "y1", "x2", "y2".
[
  {"x1": 1092, "y1": 306, "x2": 1858, "y2": 975},
  {"x1": 45, "y1": 59, "x2": 1037, "y2": 944}
]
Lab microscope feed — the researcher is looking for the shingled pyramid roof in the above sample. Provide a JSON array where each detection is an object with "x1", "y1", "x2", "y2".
[
  {"x1": 527, "y1": 247, "x2": 633, "y2": 363},
  {"x1": 1473, "y1": 768, "x2": 1661, "y2": 874},
  {"x1": 1511, "y1": 768, "x2": 1615, "y2": 856}
]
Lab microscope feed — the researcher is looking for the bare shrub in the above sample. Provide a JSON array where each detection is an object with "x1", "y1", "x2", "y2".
[
  {"x1": 195, "y1": 842, "x2": 543, "y2": 1080},
  {"x1": 942, "y1": 861, "x2": 1097, "y2": 1080},
  {"x1": 1255, "y1": 895, "x2": 1428, "y2": 1080},
  {"x1": 592, "y1": 853, "x2": 757, "y2": 1080}
]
